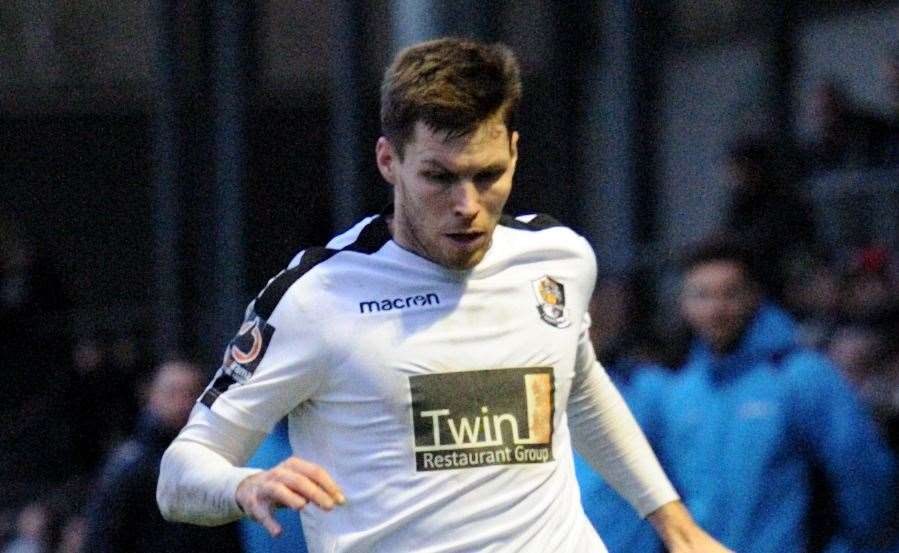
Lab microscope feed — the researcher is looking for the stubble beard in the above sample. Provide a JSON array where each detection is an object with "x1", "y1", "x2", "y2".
[{"x1": 397, "y1": 198, "x2": 478, "y2": 270}]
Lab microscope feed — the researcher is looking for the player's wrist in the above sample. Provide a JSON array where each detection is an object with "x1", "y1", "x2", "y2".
[
  {"x1": 646, "y1": 500, "x2": 695, "y2": 545},
  {"x1": 232, "y1": 469, "x2": 265, "y2": 516}
]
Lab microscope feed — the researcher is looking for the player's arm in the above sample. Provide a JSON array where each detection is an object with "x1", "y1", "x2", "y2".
[
  {"x1": 567, "y1": 314, "x2": 732, "y2": 552},
  {"x1": 158, "y1": 257, "x2": 350, "y2": 535},
  {"x1": 157, "y1": 406, "x2": 345, "y2": 537},
  {"x1": 645, "y1": 501, "x2": 733, "y2": 553}
]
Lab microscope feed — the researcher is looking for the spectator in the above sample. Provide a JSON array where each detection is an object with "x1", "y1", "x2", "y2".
[
  {"x1": 722, "y1": 139, "x2": 820, "y2": 302},
  {"x1": 588, "y1": 272, "x2": 672, "y2": 371},
  {"x1": 837, "y1": 245, "x2": 899, "y2": 325},
  {"x1": 828, "y1": 320, "x2": 899, "y2": 456},
  {"x1": 598, "y1": 236, "x2": 896, "y2": 552},
  {"x1": 781, "y1": 253, "x2": 840, "y2": 349},
  {"x1": 0, "y1": 210, "x2": 76, "y2": 509},
  {"x1": 82, "y1": 361, "x2": 243, "y2": 553},
  {"x1": 0, "y1": 503, "x2": 50, "y2": 553},
  {"x1": 810, "y1": 78, "x2": 894, "y2": 167},
  {"x1": 54, "y1": 516, "x2": 84, "y2": 553},
  {"x1": 71, "y1": 333, "x2": 144, "y2": 473}
]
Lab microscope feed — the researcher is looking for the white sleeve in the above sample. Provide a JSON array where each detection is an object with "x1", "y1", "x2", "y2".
[
  {"x1": 567, "y1": 314, "x2": 679, "y2": 517},
  {"x1": 157, "y1": 405, "x2": 267, "y2": 525},
  {"x1": 202, "y1": 281, "x2": 331, "y2": 433}
]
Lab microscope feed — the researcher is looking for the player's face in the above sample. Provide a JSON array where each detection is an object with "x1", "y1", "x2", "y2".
[
  {"x1": 680, "y1": 260, "x2": 761, "y2": 354},
  {"x1": 376, "y1": 117, "x2": 518, "y2": 270}
]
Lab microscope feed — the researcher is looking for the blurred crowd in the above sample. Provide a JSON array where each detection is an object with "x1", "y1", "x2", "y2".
[
  {"x1": 575, "y1": 49, "x2": 899, "y2": 551},
  {"x1": 805, "y1": 47, "x2": 899, "y2": 170},
  {"x1": 1, "y1": 44, "x2": 898, "y2": 553},
  {"x1": 0, "y1": 215, "x2": 243, "y2": 552}
]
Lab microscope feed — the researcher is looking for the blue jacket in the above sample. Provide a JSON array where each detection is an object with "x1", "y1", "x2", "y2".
[
  {"x1": 575, "y1": 360, "x2": 666, "y2": 552},
  {"x1": 646, "y1": 303, "x2": 894, "y2": 552},
  {"x1": 241, "y1": 420, "x2": 308, "y2": 553}
]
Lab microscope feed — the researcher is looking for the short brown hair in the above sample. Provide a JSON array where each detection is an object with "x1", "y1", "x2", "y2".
[{"x1": 380, "y1": 37, "x2": 522, "y2": 157}]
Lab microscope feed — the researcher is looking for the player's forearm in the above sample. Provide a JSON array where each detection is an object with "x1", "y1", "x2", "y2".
[
  {"x1": 568, "y1": 362, "x2": 679, "y2": 516},
  {"x1": 647, "y1": 501, "x2": 735, "y2": 552},
  {"x1": 157, "y1": 438, "x2": 260, "y2": 525},
  {"x1": 156, "y1": 406, "x2": 265, "y2": 525}
]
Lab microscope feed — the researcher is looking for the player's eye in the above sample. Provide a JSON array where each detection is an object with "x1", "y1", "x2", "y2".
[
  {"x1": 423, "y1": 171, "x2": 456, "y2": 185},
  {"x1": 474, "y1": 170, "x2": 505, "y2": 187}
]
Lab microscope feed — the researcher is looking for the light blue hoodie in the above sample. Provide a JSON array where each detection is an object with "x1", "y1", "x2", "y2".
[{"x1": 578, "y1": 303, "x2": 897, "y2": 552}]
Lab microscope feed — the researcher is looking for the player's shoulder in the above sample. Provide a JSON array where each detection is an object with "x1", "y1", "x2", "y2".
[
  {"x1": 498, "y1": 213, "x2": 586, "y2": 244},
  {"x1": 498, "y1": 212, "x2": 566, "y2": 232},
  {"x1": 498, "y1": 213, "x2": 593, "y2": 258},
  {"x1": 257, "y1": 215, "x2": 392, "y2": 318}
]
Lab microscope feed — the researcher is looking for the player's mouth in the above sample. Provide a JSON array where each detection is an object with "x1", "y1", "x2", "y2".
[{"x1": 445, "y1": 231, "x2": 485, "y2": 247}]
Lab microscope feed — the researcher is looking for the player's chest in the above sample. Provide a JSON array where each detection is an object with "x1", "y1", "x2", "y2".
[
  {"x1": 316, "y1": 271, "x2": 583, "y2": 401},
  {"x1": 339, "y1": 275, "x2": 578, "y2": 365}
]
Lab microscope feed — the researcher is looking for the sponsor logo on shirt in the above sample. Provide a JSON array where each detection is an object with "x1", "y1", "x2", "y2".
[
  {"x1": 410, "y1": 367, "x2": 555, "y2": 471},
  {"x1": 221, "y1": 314, "x2": 276, "y2": 383},
  {"x1": 359, "y1": 293, "x2": 440, "y2": 314},
  {"x1": 532, "y1": 276, "x2": 570, "y2": 328}
]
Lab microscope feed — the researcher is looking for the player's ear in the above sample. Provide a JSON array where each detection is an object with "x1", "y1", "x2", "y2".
[
  {"x1": 376, "y1": 137, "x2": 399, "y2": 186},
  {"x1": 510, "y1": 130, "x2": 519, "y2": 166}
]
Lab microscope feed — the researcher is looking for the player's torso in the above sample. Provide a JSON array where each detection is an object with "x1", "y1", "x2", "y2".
[{"x1": 285, "y1": 225, "x2": 598, "y2": 552}]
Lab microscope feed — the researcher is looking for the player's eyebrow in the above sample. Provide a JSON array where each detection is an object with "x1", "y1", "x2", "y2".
[
  {"x1": 421, "y1": 159, "x2": 450, "y2": 171},
  {"x1": 420, "y1": 159, "x2": 508, "y2": 175}
]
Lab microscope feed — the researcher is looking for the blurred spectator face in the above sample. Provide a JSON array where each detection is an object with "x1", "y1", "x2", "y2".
[
  {"x1": 73, "y1": 337, "x2": 105, "y2": 375},
  {"x1": 15, "y1": 502, "x2": 48, "y2": 542},
  {"x1": 783, "y1": 260, "x2": 839, "y2": 318},
  {"x1": 111, "y1": 334, "x2": 139, "y2": 368},
  {"x1": 56, "y1": 515, "x2": 86, "y2": 553},
  {"x1": 842, "y1": 274, "x2": 894, "y2": 318},
  {"x1": 680, "y1": 260, "x2": 761, "y2": 353},
  {"x1": 839, "y1": 246, "x2": 898, "y2": 321},
  {"x1": 148, "y1": 361, "x2": 204, "y2": 430},
  {"x1": 588, "y1": 278, "x2": 632, "y2": 355},
  {"x1": 828, "y1": 325, "x2": 886, "y2": 385}
]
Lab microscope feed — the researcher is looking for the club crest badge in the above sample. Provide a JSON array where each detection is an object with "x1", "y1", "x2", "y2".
[
  {"x1": 531, "y1": 276, "x2": 570, "y2": 328},
  {"x1": 221, "y1": 314, "x2": 275, "y2": 384}
]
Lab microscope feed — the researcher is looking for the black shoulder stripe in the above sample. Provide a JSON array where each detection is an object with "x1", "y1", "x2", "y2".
[
  {"x1": 342, "y1": 215, "x2": 391, "y2": 254},
  {"x1": 200, "y1": 373, "x2": 235, "y2": 408},
  {"x1": 253, "y1": 216, "x2": 391, "y2": 319},
  {"x1": 499, "y1": 213, "x2": 562, "y2": 231},
  {"x1": 254, "y1": 247, "x2": 339, "y2": 319}
]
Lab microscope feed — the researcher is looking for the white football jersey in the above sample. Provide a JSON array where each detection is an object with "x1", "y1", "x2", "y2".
[{"x1": 198, "y1": 212, "x2": 670, "y2": 552}]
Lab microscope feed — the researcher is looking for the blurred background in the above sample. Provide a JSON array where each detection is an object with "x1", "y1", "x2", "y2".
[{"x1": 1, "y1": 1, "x2": 898, "y2": 552}]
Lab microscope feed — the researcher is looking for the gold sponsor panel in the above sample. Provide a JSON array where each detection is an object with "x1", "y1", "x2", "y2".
[{"x1": 525, "y1": 373, "x2": 552, "y2": 444}]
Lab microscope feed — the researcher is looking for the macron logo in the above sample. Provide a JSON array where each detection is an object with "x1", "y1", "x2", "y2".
[{"x1": 359, "y1": 293, "x2": 440, "y2": 314}]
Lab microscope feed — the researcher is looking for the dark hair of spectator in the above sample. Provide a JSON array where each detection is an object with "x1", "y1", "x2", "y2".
[
  {"x1": 380, "y1": 37, "x2": 522, "y2": 159},
  {"x1": 680, "y1": 234, "x2": 764, "y2": 288}
]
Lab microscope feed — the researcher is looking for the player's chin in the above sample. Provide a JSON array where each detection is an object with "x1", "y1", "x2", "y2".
[{"x1": 443, "y1": 248, "x2": 487, "y2": 270}]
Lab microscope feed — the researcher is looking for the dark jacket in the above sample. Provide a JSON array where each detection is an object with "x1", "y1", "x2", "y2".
[{"x1": 82, "y1": 413, "x2": 243, "y2": 553}]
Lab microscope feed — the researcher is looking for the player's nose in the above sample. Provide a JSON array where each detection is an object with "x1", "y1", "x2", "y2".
[{"x1": 452, "y1": 181, "x2": 479, "y2": 218}]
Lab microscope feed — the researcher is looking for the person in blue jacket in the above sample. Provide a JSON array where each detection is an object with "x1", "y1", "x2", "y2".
[{"x1": 641, "y1": 236, "x2": 896, "y2": 552}]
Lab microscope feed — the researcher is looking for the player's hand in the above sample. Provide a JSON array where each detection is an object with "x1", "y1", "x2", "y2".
[
  {"x1": 647, "y1": 501, "x2": 735, "y2": 553},
  {"x1": 235, "y1": 456, "x2": 346, "y2": 537}
]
